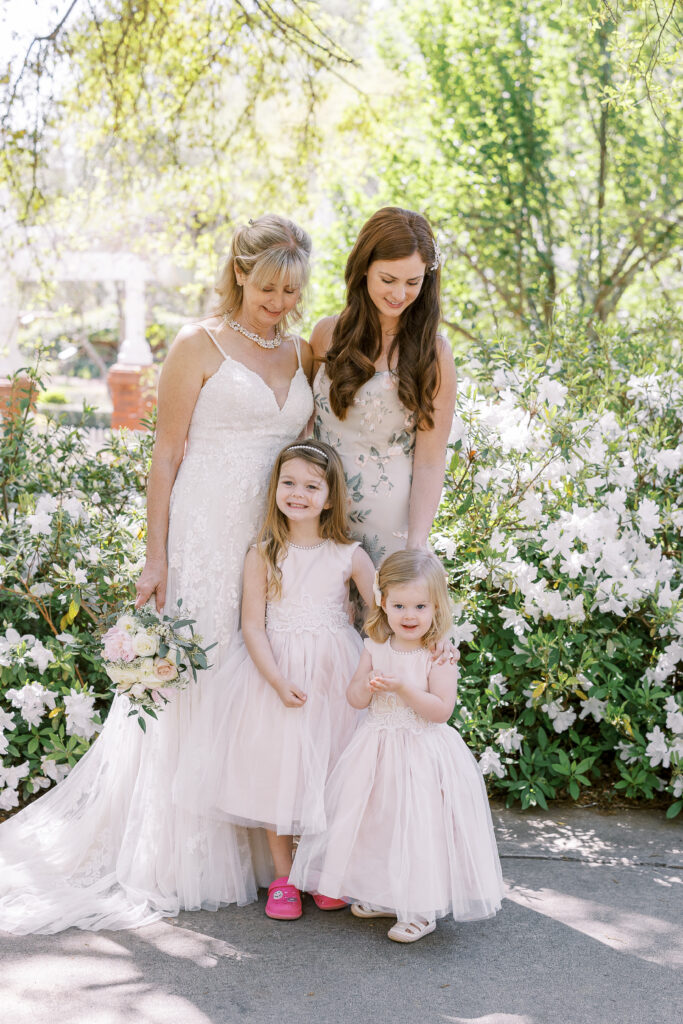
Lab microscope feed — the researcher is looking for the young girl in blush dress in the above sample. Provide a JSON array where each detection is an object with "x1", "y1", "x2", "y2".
[
  {"x1": 199, "y1": 440, "x2": 375, "y2": 920},
  {"x1": 290, "y1": 549, "x2": 504, "y2": 943}
]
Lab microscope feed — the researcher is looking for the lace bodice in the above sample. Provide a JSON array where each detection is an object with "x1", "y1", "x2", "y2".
[
  {"x1": 265, "y1": 541, "x2": 358, "y2": 635},
  {"x1": 313, "y1": 365, "x2": 416, "y2": 565},
  {"x1": 167, "y1": 328, "x2": 314, "y2": 652},
  {"x1": 365, "y1": 638, "x2": 435, "y2": 732}
]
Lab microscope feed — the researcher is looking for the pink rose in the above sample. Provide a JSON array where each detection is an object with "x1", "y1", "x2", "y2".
[
  {"x1": 103, "y1": 626, "x2": 135, "y2": 663},
  {"x1": 153, "y1": 657, "x2": 178, "y2": 682}
]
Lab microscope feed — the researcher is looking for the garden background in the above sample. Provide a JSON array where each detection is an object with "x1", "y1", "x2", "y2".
[{"x1": 1, "y1": 0, "x2": 681, "y2": 818}]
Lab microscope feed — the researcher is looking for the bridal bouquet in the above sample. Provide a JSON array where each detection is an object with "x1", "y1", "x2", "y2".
[{"x1": 102, "y1": 602, "x2": 215, "y2": 730}]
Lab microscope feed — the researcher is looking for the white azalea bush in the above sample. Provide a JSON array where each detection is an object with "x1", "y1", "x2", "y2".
[
  {"x1": 0, "y1": 373, "x2": 153, "y2": 812},
  {"x1": 436, "y1": 322, "x2": 683, "y2": 815}
]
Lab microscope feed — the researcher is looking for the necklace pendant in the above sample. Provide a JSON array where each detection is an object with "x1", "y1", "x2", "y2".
[{"x1": 222, "y1": 314, "x2": 282, "y2": 349}]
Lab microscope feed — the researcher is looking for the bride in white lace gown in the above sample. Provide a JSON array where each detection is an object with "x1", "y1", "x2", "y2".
[{"x1": 0, "y1": 216, "x2": 314, "y2": 934}]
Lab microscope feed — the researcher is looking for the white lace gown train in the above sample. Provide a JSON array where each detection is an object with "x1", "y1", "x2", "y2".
[{"x1": 0, "y1": 327, "x2": 313, "y2": 933}]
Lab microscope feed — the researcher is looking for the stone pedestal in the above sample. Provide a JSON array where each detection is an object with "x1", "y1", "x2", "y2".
[
  {"x1": 0, "y1": 375, "x2": 37, "y2": 420},
  {"x1": 107, "y1": 363, "x2": 157, "y2": 430}
]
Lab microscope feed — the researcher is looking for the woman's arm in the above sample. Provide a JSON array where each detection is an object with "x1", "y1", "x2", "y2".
[
  {"x1": 241, "y1": 548, "x2": 307, "y2": 707},
  {"x1": 346, "y1": 649, "x2": 375, "y2": 709},
  {"x1": 406, "y1": 339, "x2": 458, "y2": 549},
  {"x1": 304, "y1": 317, "x2": 337, "y2": 434},
  {"x1": 350, "y1": 546, "x2": 376, "y2": 610},
  {"x1": 135, "y1": 327, "x2": 209, "y2": 611},
  {"x1": 370, "y1": 660, "x2": 458, "y2": 724}
]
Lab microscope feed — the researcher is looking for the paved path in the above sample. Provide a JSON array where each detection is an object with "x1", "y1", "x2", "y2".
[{"x1": 1, "y1": 806, "x2": 681, "y2": 1024}]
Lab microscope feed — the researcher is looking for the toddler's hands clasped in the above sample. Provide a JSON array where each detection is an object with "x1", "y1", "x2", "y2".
[
  {"x1": 275, "y1": 680, "x2": 308, "y2": 708},
  {"x1": 369, "y1": 673, "x2": 403, "y2": 695}
]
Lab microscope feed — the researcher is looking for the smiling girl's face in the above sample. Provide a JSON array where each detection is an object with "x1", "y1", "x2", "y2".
[
  {"x1": 365, "y1": 252, "x2": 426, "y2": 325},
  {"x1": 275, "y1": 457, "x2": 330, "y2": 525},
  {"x1": 382, "y1": 577, "x2": 434, "y2": 647}
]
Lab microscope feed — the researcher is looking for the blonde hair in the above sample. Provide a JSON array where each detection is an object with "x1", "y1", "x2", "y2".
[
  {"x1": 257, "y1": 440, "x2": 352, "y2": 599},
  {"x1": 366, "y1": 549, "x2": 453, "y2": 647},
  {"x1": 214, "y1": 214, "x2": 312, "y2": 333}
]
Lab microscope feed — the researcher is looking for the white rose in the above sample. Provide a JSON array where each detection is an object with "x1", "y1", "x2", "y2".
[
  {"x1": 116, "y1": 615, "x2": 138, "y2": 634},
  {"x1": 130, "y1": 683, "x2": 149, "y2": 699},
  {"x1": 106, "y1": 665, "x2": 140, "y2": 688},
  {"x1": 131, "y1": 631, "x2": 159, "y2": 657}
]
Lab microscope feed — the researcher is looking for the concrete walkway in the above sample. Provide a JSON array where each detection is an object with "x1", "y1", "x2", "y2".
[{"x1": 1, "y1": 806, "x2": 681, "y2": 1024}]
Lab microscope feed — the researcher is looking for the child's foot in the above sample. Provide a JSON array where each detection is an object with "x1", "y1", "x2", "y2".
[
  {"x1": 387, "y1": 917, "x2": 436, "y2": 943},
  {"x1": 310, "y1": 892, "x2": 348, "y2": 911},
  {"x1": 350, "y1": 902, "x2": 396, "y2": 919},
  {"x1": 265, "y1": 876, "x2": 302, "y2": 920}
]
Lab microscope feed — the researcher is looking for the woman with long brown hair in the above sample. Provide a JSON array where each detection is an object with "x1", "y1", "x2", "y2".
[{"x1": 312, "y1": 207, "x2": 457, "y2": 565}]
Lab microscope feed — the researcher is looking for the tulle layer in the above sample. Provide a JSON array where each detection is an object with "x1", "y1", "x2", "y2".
[
  {"x1": 0, "y1": 694, "x2": 273, "y2": 935},
  {"x1": 290, "y1": 719, "x2": 505, "y2": 922},
  {"x1": 179, "y1": 626, "x2": 364, "y2": 836}
]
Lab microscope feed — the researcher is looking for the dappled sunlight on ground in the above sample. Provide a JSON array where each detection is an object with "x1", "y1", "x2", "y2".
[{"x1": 506, "y1": 878, "x2": 683, "y2": 968}]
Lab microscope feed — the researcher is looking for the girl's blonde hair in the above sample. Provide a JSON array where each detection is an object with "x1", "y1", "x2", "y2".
[
  {"x1": 366, "y1": 549, "x2": 453, "y2": 647},
  {"x1": 214, "y1": 214, "x2": 312, "y2": 333},
  {"x1": 257, "y1": 440, "x2": 352, "y2": 599}
]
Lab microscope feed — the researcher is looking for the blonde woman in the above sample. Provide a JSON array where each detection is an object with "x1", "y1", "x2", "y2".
[{"x1": 0, "y1": 216, "x2": 314, "y2": 935}]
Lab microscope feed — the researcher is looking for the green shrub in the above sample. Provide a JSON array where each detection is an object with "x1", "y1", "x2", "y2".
[
  {"x1": 436, "y1": 318, "x2": 682, "y2": 815},
  {"x1": 0, "y1": 370, "x2": 153, "y2": 811}
]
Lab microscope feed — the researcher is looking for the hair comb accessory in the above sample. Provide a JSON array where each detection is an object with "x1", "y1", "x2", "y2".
[
  {"x1": 248, "y1": 218, "x2": 254, "y2": 225},
  {"x1": 287, "y1": 443, "x2": 329, "y2": 460},
  {"x1": 372, "y1": 570, "x2": 382, "y2": 606},
  {"x1": 429, "y1": 239, "x2": 442, "y2": 272}
]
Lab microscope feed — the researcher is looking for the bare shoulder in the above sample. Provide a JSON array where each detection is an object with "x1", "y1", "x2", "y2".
[
  {"x1": 165, "y1": 321, "x2": 215, "y2": 365},
  {"x1": 309, "y1": 315, "x2": 338, "y2": 359},
  {"x1": 289, "y1": 334, "x2": 314, "y2": 375}
]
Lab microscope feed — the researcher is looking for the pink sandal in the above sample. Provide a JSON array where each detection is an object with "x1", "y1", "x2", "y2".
[
  {"x1": 265, "y1": 876, "x2": 302, "y2": 920},
  {"x1": 310, "y1": 892, "x2": 348, "y2": 911}
]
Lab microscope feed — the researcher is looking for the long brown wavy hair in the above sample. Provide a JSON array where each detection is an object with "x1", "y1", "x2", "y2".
[
  {"x1": 256, "y1": 440, "x2": 352, "y2": 599},
  {"x1": 325, "y1": 207, "x2": 442, "y2": 429}
]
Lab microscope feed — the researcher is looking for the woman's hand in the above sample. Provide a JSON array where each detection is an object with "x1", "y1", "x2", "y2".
[
  {"x1": 135, "y1": 558, "x2": 168, "y2": 612},
  {"x1": 275, "y1": 680, "x2": 308, "y2": 708},
  {"x1": 429, "y1": 638, "x2": 460, "y2": 667}
]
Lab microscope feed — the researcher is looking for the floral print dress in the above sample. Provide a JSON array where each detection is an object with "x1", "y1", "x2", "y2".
[{"x1": 313, "y1": 365, "x2": 416, "y2": 566}]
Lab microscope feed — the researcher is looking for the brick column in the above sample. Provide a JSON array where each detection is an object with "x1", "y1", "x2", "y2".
[
  {"x1": 0, "y1": 375, "x2": 37, "y2": 420},
  {"x1": 107, "y1": 364, "x2": 157, "y2": 430}
]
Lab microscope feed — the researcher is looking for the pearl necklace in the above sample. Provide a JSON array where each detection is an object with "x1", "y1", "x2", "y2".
[{"x1": 222, "y1": 314, "x2": 282, "y2": 349}]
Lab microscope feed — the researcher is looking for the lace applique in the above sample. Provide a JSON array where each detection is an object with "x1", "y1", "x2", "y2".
[
  {"x1": 367, "y1": 693, "x2": 435, "y2": 734},
  {"x1": 266, "y1": 595, "x2": 350, "y2": 634}
]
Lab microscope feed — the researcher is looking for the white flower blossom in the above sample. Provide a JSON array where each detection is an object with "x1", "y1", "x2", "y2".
[
  {"x1": 0, "y1": 787, "x2": 19, "y2": 811},
  {"x1": 5, "y1": 683, "x2": 56, "y2": 727},
  {"x1": 63, "y1": 689, "x2": 99, "y2": 740},
  {"x1": 579, "y1": 697, "x2": 607, "y2": 722},
  {"x1": 450, "y1": 620, "x2": 477, "y2": 646},
  {"x1": 499, "y1": 607, "x2": 529, "y2": 636},
  {"x1": 664, "y1": 696, "x2": 683, "y2": 735},
  {"x1": 537, "y1": 376, "x2": 568, "y2": 408},
  {"x1": 479, "y1": 746, "x2": 506, "y2": 778},
  {"x1": 27, "y1": 639, "x2": 56, "y2": 675},
  {"x1": 490, "y1": 672, "x2": 508, "y2": 695},
  {"x1": 40, "y1": 756, "x2": 71, "y2": 783},
  {"x1": 645, "y1": 726, "x2": 671, "y2": 769},
  {"x1": 542, "y1": 700, "x2": 577, "y2": 733},
  {"x1": 497, "y1": 726, "x2": 524, "y2": 753},
  {"x1": 0, "y1": 760, "x2": 30, "y2": 789},
  {"x1": 637, "y1": 498, "x2": 661, "y2": 538}
]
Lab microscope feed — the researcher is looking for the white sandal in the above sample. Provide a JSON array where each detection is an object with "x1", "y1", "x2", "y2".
[
  {"x1": 350, "y1": 902, "x2": 396, "y2": 920},
  {"x1": 387, "y1": 918, "x2": 436, "y2": 943}
]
